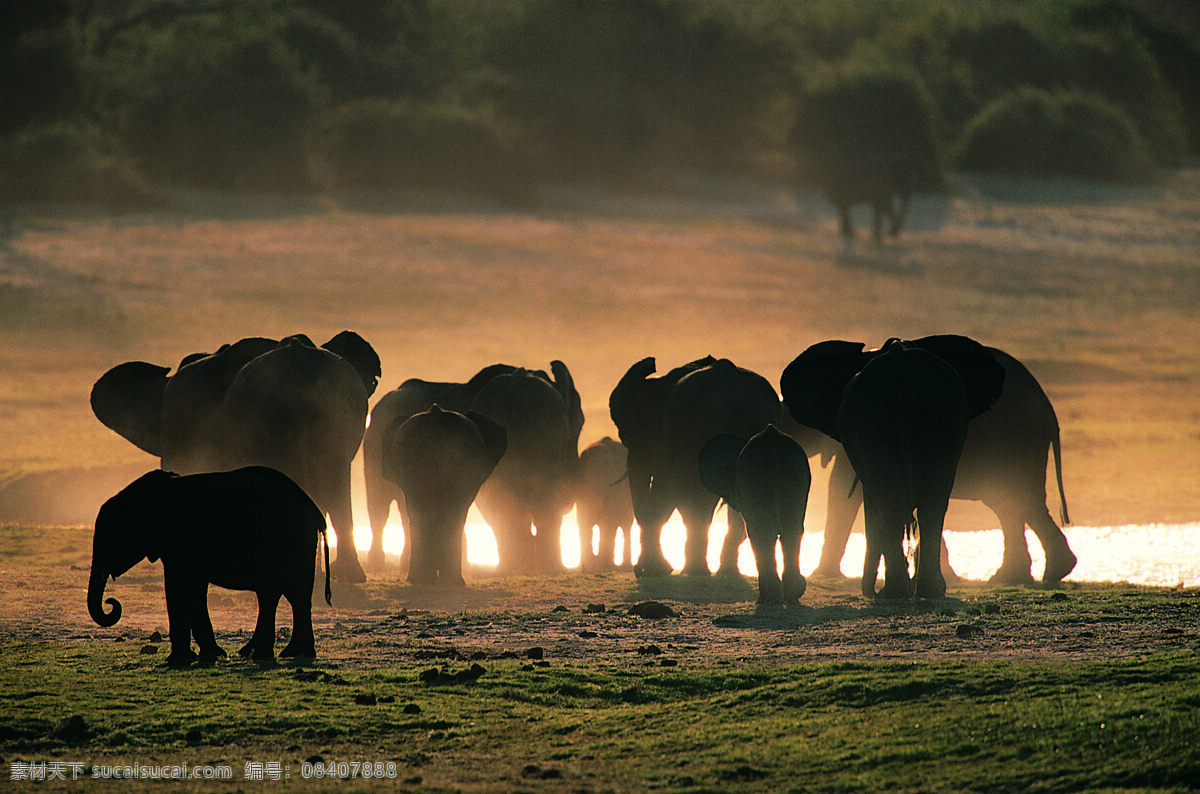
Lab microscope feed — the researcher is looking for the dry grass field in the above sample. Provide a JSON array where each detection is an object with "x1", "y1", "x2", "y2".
[{"x1": 1, "y1": 170, "x2": 1198, "y2": 528}]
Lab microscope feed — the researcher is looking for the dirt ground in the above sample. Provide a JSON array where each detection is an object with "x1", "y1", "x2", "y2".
[{"x1": 5, "y1": 525, "x2": 1199, "y2": 672}]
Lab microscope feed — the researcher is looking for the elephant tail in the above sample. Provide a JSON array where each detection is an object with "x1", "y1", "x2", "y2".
[
  {"x1": 321, "y1": 527, "x2": 332, "y2": 606},
  {"x1": 1052, "y1": 429, "x2": 1070, "y2": 526}
]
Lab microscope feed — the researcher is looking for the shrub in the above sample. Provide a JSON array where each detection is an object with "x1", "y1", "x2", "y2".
[
  {"x1": 954, "y1": 88, "x2": 1151, "y2": 182},
  {"x1": 314, "y1": 98, "x2": 533, "y2": 204},
  {"x1": 107, "y1": 18, "x2": 320, "y2": 191},
  {"x1": 0, "y1": 121, "x2": 154, "y2": 206}
]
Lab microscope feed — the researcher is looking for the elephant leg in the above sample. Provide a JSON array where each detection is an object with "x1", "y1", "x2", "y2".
[
  {"x1": 532, "y1": 513, "x2": 565, "y2": 574},
  {"x1": 838, "y1": 204, "x2": 854, "y2": 240},
  {"x1": 327, "y1": 471, "x2": 366, "y2": 584},
  {"x1": 871, "y1": 201, "x2": 886, "y2": 244},
  {"x1": 1029, "y1": 505, "x2": 1077, "y2": 584},
  {"x1": 680, "y1": 504, "x2": 714, "y2": 576},
  {"x1": 814, "y1": 455, "x2": 860, "y2": 578},
  {"x1": 718, "y1": 509, "x2": 746, "y2": 576},
  {"x1": 163, "y1": 566, "x2": 198, "y2": 666},
  {"x1": 365, "y1": 481, "x2": 397, "y2": 572},
  {"x1": 240, "y1": 591, "x2": 280, "y2": 660},
  {"x1": 875, "y1": 539, "x2": 911, "y2": 600},
  {"x1": 190, "y1": 585, "x2": 225, "y2": 662},
  {"x1": 749, "y1": 533, "x2": 782, "y2": 605},
  {"x1": 578, "y1": 520, "x2": 597, "y2": 571},
  {"x1": 435, "y1": 525, "x2": 467, "y2": 588},
  {"x1": 406, "y1": 518, "x2": 436, "y2": 586},
  {"x1": 913, "y1": 505, "x2": 948, "y2": 600},
  {"x1": 633, "y1": 521, "x2": 673, "y2": 578},
  {"x1": 397, "y1": 501, "x2": 413, "y2": 579},
  {"x1": 779, "y1": 529, "x2": 806, "y2": 603},
  {"x1": 597, "y1": 524, "x2": 617, "y2": 571},
  {"x1": 988, "y1": 501, "x2": 1037, "y2": 585},
  {"x1": 281, "y1": 590, "x2": 316, "y2": 658},
  {"x1": 939, "y1": 536, "x2": 962, "y2": 585}
]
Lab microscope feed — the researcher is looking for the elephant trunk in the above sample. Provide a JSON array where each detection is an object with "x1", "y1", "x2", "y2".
[{"x1": 87, "y1": 563, "x2": 122, "y2": 627}]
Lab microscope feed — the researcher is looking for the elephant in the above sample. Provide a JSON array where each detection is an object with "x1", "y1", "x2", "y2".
[
  {"x1": 472, "y1": 363, "x2": 584, "y2": 575},
  {"x1": 699, "y1": 425, "x2": 811, "y2": 605},
  {"x1": 810, "y1": 341, "x2": 1075, "y2": 585},
  {"x1": 609, "y1": 356, "x2": 782, "y2": 578},
  {"x1": 380, "y1": 405, "x2": 507, "y2": 586},
  {"x1": 87, "y1": 467, "x2": 331, "y2": 666},
  {"x1": 364, "y1": 361, "x2": 583, "y2": 576},
  {"x1": 575, "y1": 437, "x2": 635, "y2": 572},
  {"x1": 781, "y1": 336, "x2": 1005, "y2": 600},
  {"x1": 362, "y1": 363, "x2": 518, "y2": 571},
  {"x1": 90, "y1": 331, "x2": 381, "y2": 583},
  {"x1": 817, "y1": 155, "x2": 913, "y2": 244}
]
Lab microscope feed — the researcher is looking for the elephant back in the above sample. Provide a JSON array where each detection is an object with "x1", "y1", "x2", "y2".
[
  {"x1": 224, "y1": 340, "x2": 369, "y2": 497},
  {"x1": 472, "y1": 370, "x2": 571, "y2": 464}
]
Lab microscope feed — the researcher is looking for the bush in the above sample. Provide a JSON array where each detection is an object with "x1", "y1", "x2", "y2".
[
  {"x1": 0, "y1": 121, "x2": 154, "y2": 206},
  {"x1": 107, "y1": 18, "x2": 320, "y2": 191},
  {"x1": 791, "y1": 65, "x2": 943, "y2": 192},
  {"x1": 954, "y1": 88, "x2": 1151, "y2": 182},
  {"x1": 314, "y1": 98, "x2": 534, "y2": 204}
]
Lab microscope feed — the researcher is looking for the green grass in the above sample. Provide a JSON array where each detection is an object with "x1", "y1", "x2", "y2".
[{"x1": 3, "y1": 640, "x2": 1198, "y2": 791}]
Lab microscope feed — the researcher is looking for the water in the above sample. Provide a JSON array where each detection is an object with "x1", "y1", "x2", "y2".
[{"x1": 344, "y1": 511, "x2": 1200, "y2": 588}]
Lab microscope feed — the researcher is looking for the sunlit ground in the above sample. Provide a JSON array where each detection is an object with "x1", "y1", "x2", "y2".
[{"x1": 330, "y1": 510, "x2": 1200, "y2": 588}]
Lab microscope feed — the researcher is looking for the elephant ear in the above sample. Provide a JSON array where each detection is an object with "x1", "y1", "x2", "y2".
[
  {"x1": 698, "y1": 433, "x2": 748, "y2": 513},
  {"x1": 90, "y1": 362, "x2": 172, "y2": 456},
  {"x1": 550, "y1": 360, "x2": 585, "y2": 444},
  {"x1": 780, "y1": 341, "x2": 870, "y2": 441},
  {"x1": 609, "y1": 357, "x2": 658, "y2": 447},
  {"x1": 466, "y1": 410, "x2": 508, "y2": 466},
  {"x1": 913, "y1": 335, "x2": 1006, "y2": 418},
  {"x1": 322, "y1": 330, "x2": 382, "y2": 398},
  {"x1": 463, "y1": 363, "x2": 518, "y2": 407}
]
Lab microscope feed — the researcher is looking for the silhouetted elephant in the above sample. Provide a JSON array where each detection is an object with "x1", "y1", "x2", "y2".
[
  {"x1": 473, "y1": 363, "x2": 584, "y2": 575},
  {"x1": 575, "y1": 437, "x2": 635, "y2": 572},
  {"x1": 822, "y1": 155, "x2": 913, "y2": 244},
  {"x1": 610, "y1": 357, "x2": 782, "y2": 578},
  {"x1": 90, "y1": 332, "x2": 381, "y2": 583},
  {"x1": 699, "y1": 426, "x2": 811, "y2": 605},
  {"x1": 87, "y1": 467, "x2": 330, "y2": 666},
  {"x1": 781, "y1": 336, "x2": 1005, "y2": 599},
  {"x1": 381, "y1": 406, "x2": 507, "y2": 586},
  {"x1": 362, "y1": 363, "x2": 518, "y2": 571},
  {"x1": 811, "y1": 341, "x2": 1075, "y2": 585}
]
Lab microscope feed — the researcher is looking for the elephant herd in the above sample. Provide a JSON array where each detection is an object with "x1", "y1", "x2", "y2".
[{"x1": 88, "y1": 330, "x2": 1078, "y2": 660}]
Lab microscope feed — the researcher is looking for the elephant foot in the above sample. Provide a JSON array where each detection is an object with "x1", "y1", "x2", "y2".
[
  {"x1": 331, "y1": 556, "x2": 367, "y2": 584},
  {"x1": 238, "y1": 638, "x2": 273, "y2": 659},
  {"x1": 783, "y1": 573, "x2": 807, "y2": 602},
  {"x1": 1042, "y1": 549, "x2": 1078, "y2": 584},
  {"x1": 366, "y1": 547, "x2": 387, "y2": 571},
  {"x1": 989, "y1": 566, "x2": 1036, "y2": 586},
  {"x1": 634, "y1": 555, "x2": 673, "y2": 578},
  {"x1": 682, "y1": 563, "x2": 712, "y2": 577},
  {"x1": 809, "y1": 564, "x2": 847, "y2": 580},
  {"x1": 875, "y1": 577, "x2": 911, "y2": 601},
  {"x1": 197, "y1": 645, "x2": 227, "y2": 663},
  {"x1": 913, "y1": 576, "x2": 947, "y2": 600},
  {"x1": 715, "y1": 562, "x2": 741, "y2": 577},
  {"x1": 280, "y1": 642, "x2": 315, "y2": 659},
  {"x1": 166, "y1": 648, "x2": 198, "y2": 667}
]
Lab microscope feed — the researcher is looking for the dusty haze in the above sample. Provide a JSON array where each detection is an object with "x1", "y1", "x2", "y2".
[{"x1": 1, "y1": 172, "x2": 1198, "y2": 533}]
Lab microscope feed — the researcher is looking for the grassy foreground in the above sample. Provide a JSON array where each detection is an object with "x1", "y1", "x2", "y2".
[
  {"x1": 3, "y1": 633, "x2": 1198, "y2": 792},
  {"x1": 3, "y1": 518, "x2": 1199, "y2": 792}
]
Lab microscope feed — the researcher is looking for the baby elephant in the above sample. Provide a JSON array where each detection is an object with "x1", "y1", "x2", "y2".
[
  {"x1": 382, "y1": 405, "x2": 507, "y2": 586},
  {"x1": 576, "y1": 437, "x2": 635, "y2": 572},
  {"x1": 87, "y1": 467, "x2": 331, "y2": 666},
  {"x1": 699, "y1": 425, "x2": 811, "y2": 605}
]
